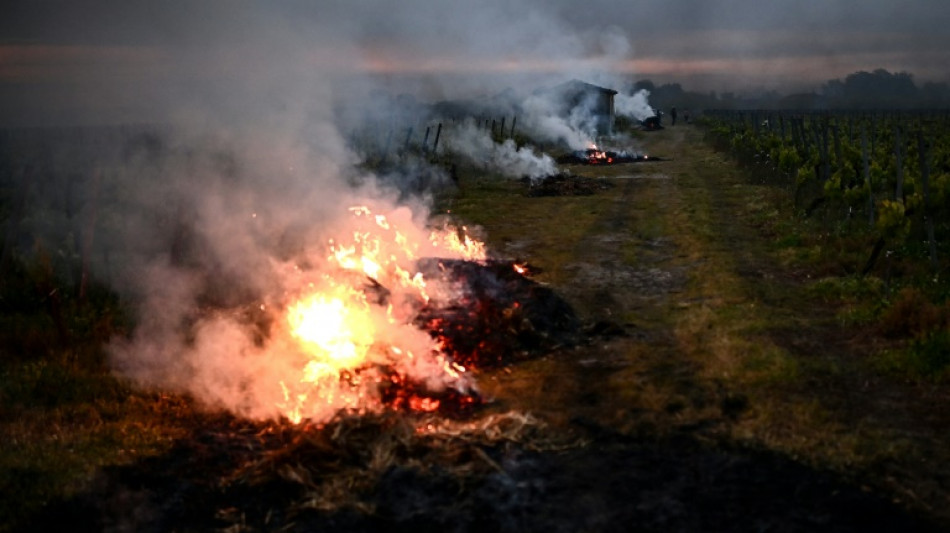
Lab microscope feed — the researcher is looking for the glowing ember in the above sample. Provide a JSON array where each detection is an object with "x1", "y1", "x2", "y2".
[
  {"x1": 586, "y1": 143, "x2": 612, "y2": 164},
  {"x1": 409, "y1": 396, "x2": 441, "y2": 412},
  {"x1": 556, "y1": 145, "x2": 651, "y2": 166}
]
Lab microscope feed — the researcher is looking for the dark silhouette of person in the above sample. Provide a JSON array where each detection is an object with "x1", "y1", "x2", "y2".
[{"x1": 670, "y1": 106, "x2": 678, "y2": 126}]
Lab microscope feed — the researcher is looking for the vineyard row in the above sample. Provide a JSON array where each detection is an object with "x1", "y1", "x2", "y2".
[{"x1": 702, "y1": 109, "x2": 950, "y2": 277}]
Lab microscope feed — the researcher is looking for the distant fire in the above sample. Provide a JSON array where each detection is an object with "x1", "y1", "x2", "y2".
[
  {"x1": 586, "y1": 143, "x2": 612, "y2": 164},
  {"x1": 555, "y1": 145, "x2": 651, "y2": 166}
]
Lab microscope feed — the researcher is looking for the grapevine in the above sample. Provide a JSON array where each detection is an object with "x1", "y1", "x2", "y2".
[{"x1": 702, "y1": 109, "x2": 950, "y2": 281}]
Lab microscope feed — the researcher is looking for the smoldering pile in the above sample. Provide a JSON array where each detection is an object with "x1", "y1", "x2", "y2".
[
  {"x1": 361, "y1": 257, "x2": 580, "y2": 411},
  {"x1": 194, "y1": 256, "x2": 581, "y2": 416},
  {"x1": 555, "y1": 149, "x2": 657, "y2": 165},
  {"x1": 414, "y1": 258, "x2": 580, "y2": 369}
]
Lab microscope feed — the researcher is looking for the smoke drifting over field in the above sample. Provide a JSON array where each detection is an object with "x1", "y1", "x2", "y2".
[
  {"x1": 4, "y1": 0, "x2": 948, "y2": 124},
  {"x1": 0, "y1": 1, "x2": 645, "y2": 128},
  {"x1": 0, "y1": 1, "x2": 653, "y2": 420},
  {"x1": 616, "y1": 90, "x2": 656, "y2": 121},
  {"x1": 444, "y1": 121, "x2": 557, "y2": 180}
]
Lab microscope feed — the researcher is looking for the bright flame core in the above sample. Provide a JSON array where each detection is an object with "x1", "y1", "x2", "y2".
[
  {"x1": 288, "y1": 291, "x2": 374, "y2": 371},
  {"x1": 274, "y1": 205, "x2": 487, "y2": 423}
]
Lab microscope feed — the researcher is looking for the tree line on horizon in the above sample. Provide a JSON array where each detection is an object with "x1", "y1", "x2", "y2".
[{"x1": 634, "y1": 69, "x2": 950, "y2": 113}]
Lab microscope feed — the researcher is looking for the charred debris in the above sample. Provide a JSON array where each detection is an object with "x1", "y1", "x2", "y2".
[{"x1": 521, "y1": 173, "x2": 614, "y2": 197}]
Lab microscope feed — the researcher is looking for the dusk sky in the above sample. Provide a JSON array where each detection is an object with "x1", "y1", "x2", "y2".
[{"x1": 1, "y1": 0, "x2": 947, "y2": 126}]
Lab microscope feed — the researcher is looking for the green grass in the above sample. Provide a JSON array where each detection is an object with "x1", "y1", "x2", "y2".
[
  {"x1": 625, "y1": 126, "x2": 950, "y2": 523},
  {"x1": 2, "y1": 123, "x2": 950, "y2": 527},
  {"x1": 873, "y1": 330, "x2": 950, "y2": 382},
  {"x1": 0, "y1": 258, "x2": 193, "y2": 531},
  {"x1": 445, "y1": 167, "x2": 624, "y2": 288},
  {"x1": 0, "y1": 356, "x2": 192, "y2": 532}
]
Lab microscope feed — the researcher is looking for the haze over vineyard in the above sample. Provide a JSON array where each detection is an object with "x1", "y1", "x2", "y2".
[
  {"x1": 3, "y1": 2, "x2": 950, "y2": 531},
  {"x1": 1, "y1": 0, "x2": 948, "y2": 127}
]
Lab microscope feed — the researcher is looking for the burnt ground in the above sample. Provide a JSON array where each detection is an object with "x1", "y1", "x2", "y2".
[
  {"x1": 28, "y1": 413, "x2": 933, "y2": 533},
  {"x1": 24, "y1": 125, "x2": 950, "y2": 532}
]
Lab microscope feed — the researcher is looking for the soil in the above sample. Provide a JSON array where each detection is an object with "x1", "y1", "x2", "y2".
[
  {"x1": 31, "y1": 414, "x2": 933, "y2": 533},
  {"x1": 26, "y1": 125, "x2": 949, "y2": 532}
]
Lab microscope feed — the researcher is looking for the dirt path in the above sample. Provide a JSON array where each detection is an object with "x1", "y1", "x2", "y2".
[
  {"x1": 482, "y1": 125, "x2": 732, "y2": 429},
  {"x1": 635, "y1": 125, "x2": 950, "y2": 526},
  {"x1": 475, "y1": 123, "x2": 947, "y2": 531}
]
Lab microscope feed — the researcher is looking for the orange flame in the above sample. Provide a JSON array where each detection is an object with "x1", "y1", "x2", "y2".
[
  {"x1": 432, "y1": 226, "x2": 486, "y2": 259},
  {"x1": 274, "y1": 205, "x2": 486, "y2": 423},
  {"x1": 288, "y1": 290, "x2": 374, "y2": 371}
]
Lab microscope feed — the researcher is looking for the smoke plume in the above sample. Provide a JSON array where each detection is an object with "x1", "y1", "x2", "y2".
[
  {"x1": 5, "y1": 1, "x2": 647, "y2": 421},
  {"x1": 444, "y1": 120, "x2": 556, "y2": 180},
  {"x1": 616, "y1": 89, "x2": 656, "y2": 121}
]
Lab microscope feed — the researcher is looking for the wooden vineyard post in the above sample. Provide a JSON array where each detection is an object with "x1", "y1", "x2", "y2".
[
  {"x1": 893, "y1": 126, "x2": 903, "y2": 201},
  {"x1": 918, "y1": 130, "x2": 938, "y2": 272},
  {"x1": 0, "y1": 163, "x2": 31, "y2": 288},
  {"x1": 790, "y1": 116, "x2": 800, "y2": 153},
  {"x1": 862, "y1": 126, "x2": 872, "y2": 225},
  {"x1": 380, "y1": 128, "x2": 392, "y2": 164},
  {"x1": 832, "y1": 122, "x2": 842, "y2": 175},
  {"x1": 870, "y1": 114, "x2": 877, "y2": 154},
  {"x1": 799, "y1": 117, "x2": 810, "y2": 154},
  {"x1": 78, "y1": 167, "x2": 102, "y2": 305},
  {"x1": 798, "y1": 116, "x2": 807, "y2": 154},
  {"x1": 864, "y1": 126, "x2": 905, "y2": 279},
  {"x1": 403, "y1": 127, "x2": 413, "y2": 154},
  {"x1": 432, "y1": 123, "x2": 442, "y2": 154},
  {"x1": 821, "y1": 119, "x2": 830, "y2": 183},
  {"x1": 373, "y1": 120, "x2": 382, "y2": 161}
]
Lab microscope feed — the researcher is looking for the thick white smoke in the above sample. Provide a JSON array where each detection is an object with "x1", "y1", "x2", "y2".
[
  {"x1": 8, "y1": 1, "x2": 649, "y2": 421},
  {"x1": 521, "y1": 93, "x2": 598, "y2": 150},
  {"x1": 108, "y1": 184, "x2": 480, "y2": 421},
  {"x1": 615, "y1": 89, "x2": 655, "y2": 121},
  {"x1": 86, "y1": 23, "x2": 482, "y2": 419},
  {"x1": 444, "y1": 121, "x2": 556, "y2": 180}
]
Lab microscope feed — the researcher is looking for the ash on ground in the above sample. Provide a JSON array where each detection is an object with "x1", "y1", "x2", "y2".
[
  {"x1": 522, "y1": 174, "x2": 614, "y2": 197},
  {"x1": 30, "y1": 412, "x2": 940, "y2": 533}
]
